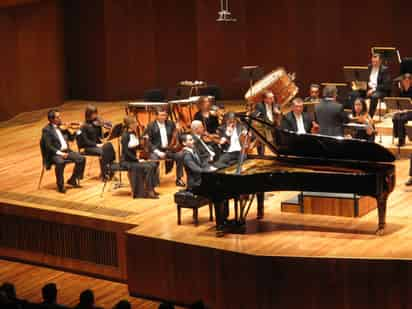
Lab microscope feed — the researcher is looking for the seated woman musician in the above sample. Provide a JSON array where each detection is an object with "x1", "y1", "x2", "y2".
[
  {"x1": 349, "y1": 98, "x2": 375, "y2": 141},
  {"x1": 194, "y1": 96, "x2": 220, "y2": 134},
  {"x1": 121, "y1": 116, "x2": 159, "y2": 199},
  {"x1": 77, "y1": 104, "x2": 111, "y2": 178},
  {"x1": 392, "y1": 73, "x2": 412, "y2": 146}
]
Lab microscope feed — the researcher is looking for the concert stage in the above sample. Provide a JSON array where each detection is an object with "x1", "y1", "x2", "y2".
[{"x1": 2, "y1": 101, "x2": 412, "y2": 308}]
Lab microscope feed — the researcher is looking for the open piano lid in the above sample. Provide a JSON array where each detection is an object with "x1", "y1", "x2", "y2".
[{"x1": 239, "y1": 114, "x2": 396, "y2": 163}]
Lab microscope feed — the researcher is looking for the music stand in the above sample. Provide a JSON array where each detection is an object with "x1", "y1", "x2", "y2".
[
  {"x1": 384, "y1": 97, "x2": 412, "y2": 157},
  {"x1": 343, "y1": 66, "x2": 369, "y2": 91},
  {"x1": 371, "y1": 47, "x2": 401, "y2": 64},
  {"x1": 107, "y1": 123, "x2": 126, "y2": 188}
]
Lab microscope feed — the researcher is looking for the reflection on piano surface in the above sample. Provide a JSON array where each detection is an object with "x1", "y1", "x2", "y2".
[{"x1": 194, "y1": 114, "x2": 396, "y2": 237}]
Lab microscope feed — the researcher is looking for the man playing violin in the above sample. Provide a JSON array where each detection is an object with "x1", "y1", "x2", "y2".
[
  {"x1": 41, "y1": 109, "x2": 86, "y2": 193},
  {"x1": 144, "y1": 108, "x2": 185, "y2": 187},
  {"x1": 190, "y1": 120, "x2": 217, "y2": 164},
  {"x1": 77, "y1": 104, "x2": 111, "y2": 179}
]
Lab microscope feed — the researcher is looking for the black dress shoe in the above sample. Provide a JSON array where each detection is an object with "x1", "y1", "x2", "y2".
[
  {"x1": 58, "y1": 187, "x2": 66, "y2": 194},
  {"x1": 145, "y1": 191, "x2": 160, "y2": 199},
  {"x1": 406, "y1": 178, "x2": 412, "y2": 186},
  {"x1": 153, "y1": 189, "x2": 160, "y2": 196},
  {"x1": 175, "y1": 179, "x2": 186, "y2": 187},
  {"x1": 67, "y1": 178, "x2": 81, "y2": 188}
]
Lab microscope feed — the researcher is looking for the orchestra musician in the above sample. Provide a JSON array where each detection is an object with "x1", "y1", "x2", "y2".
[
  {"x1": 350, "y1": 98, "x2": 375, "y2": 141},
  {"x1": 144, "y1": 108, "x2": 185, "y2": 187},
  {"x1": 214, "y1": 112, "x2": 248, "y2": 169},
  {"x1": 194, "y1": 96, "x2": 220, "y2": 134},
  {"x1": 252, "y1": 90, "x2": 281, "y2": 155},
  {"x1": 190, "y1": 120, "x2": 218, "y2": 163},
  {"x1": 77, "y1": 104, "x2": 110, "y2": 178},
  {"x1": 121, "y1": 116, "x2": 159, "y2": 199},
  {"x1": 392, "y1": 73, "x2": 412, "y2": 146},
  {"x1": 281, "y1": 98, "x2": 313, "y2": 133},
  {"x1": 41, "y1": 109, "x2": 86, "y2": 193},
  {"x1": 314, "y1": 85, "x2": 349, "y2": 137},
  {"x1": 304, "y1": 83, "x2": 321, "y2": 102},
  {"x1": 367, "y1": 53, "x2": 391, "y2": 117},
  {"x1": 180, "y1": 133, "x2": 217, "y2": 191}
]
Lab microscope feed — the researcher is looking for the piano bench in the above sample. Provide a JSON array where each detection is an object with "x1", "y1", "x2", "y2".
[{"x1": 174, "y1": 191, "x2": 213, "y2": 226}]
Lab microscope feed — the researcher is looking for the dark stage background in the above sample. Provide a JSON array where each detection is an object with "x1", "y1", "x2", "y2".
[{"x1": 0, "y1": 0, "x2": 412, "y2": 120}]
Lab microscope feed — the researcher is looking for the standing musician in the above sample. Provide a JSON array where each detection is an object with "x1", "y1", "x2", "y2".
[
  {"x1": 367, "y1": 53, "x2": 391, "y2": 117},
  {"x1": 77, "y1": 104, "x2": 111, "y2": 178},
  {"x1": 121, "y1": 116, "x2": 159, "y2": 199},
  {"x1": 281, "y1": 98, "x2": 314, "y2": 133},
  {"x1": 392, "y1": 73, "x2": 412, "y2": 146},
  {"x1": 252, "y1": 90, "x2": 282, "y2": 155},
  {"x1": 214, "y1": 112, "x2": 248, "y2": 168},
  {"x1": 194, "y1": 96, "x2": 220, "y2": 134},
  {"x1": 180, "y1": 133, "x2": 217, "y2": 191},
  {"x1": 190, "y1": 120, "x2": 218, "y2": 163},
  {"x1": 41, "y1": 109, "x2": 86, "y2": 193},
  {"x1": 314, "y1": 85, "x2": 349, "y2": 137},
  {"x1": 144, "y1": 108, "x2": 185, "y2": 187},
  {"x1": 349, "y1": 98, "x2": 375, "y2": 141}
]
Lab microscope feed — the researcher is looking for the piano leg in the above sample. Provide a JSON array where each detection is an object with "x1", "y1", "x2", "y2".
[
  {"x1": 257, "y1": 192, "x2": 265, "y2": 219},
  {"x1": 213, "y1": 199, "x2": 228, "y2": 237},
  {"x1": 376, "y1": 195, "x2": 388, "y2": 236}
]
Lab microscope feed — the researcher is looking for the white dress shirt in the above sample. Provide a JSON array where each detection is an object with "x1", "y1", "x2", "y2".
[
  {"x1": 195, "y1": 134, "x2": 215, "y2": 161},
  {"x1": 157, "y1": 121, "x2": 168, "y2": 148},
  {"x1": 265, "y1": 103, "x2": 274, "y2": 122},
  {"x1": 227, "y1": 126, "x2": 242, "y2": 153},
  {"x1": 294, "y1": 113, "x2": 306, "y2": 134},
  {"x1": 368, "y1": 66, "x2": 379, "y2": 91},
  {"x1": 53, "y1": 124, "x2": 68, "y2": 156},
  {"x1": 128, "y1": 133, "x2": 140, "y2": 148}
]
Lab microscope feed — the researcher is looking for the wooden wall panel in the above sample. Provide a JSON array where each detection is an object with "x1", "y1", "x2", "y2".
[{"x1": 0, "y1": 0, "x2": 65, "y2": 121}]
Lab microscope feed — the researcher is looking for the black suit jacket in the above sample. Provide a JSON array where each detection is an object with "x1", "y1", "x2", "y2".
[
  {"x1": 252, "y1": 102, "x2": 281, "y2": 123},
  {"x1": 144, "y1": 120, "x2": 176, "y2": 152},
  {"x1": 77, "y1": 121, "x2": 103, "y2": 149},
  {"x1": 121, "y1": 131, "x2": 139, "y2": 163},
  {"x1": 368, "y1": 64, "x2": 391, "y2": 95},
  {"x1": 315, "y1": 99, "x2": 348, "y2": 137},
  {"x1": 182, "y1": 148, "x2": 211, "y2": 190},
  {"x1": 281, "y1": 112, "x2": 312, "y2": 133},
  {"x1": 193, "y1": 134, "x2": 214, "y2": 163},
  {"x1": 41, "y1": 124, "x2": 73, "y2": 169},
  {"x1": 194, "y1": 111, "x2": 219, "y2": 134}
]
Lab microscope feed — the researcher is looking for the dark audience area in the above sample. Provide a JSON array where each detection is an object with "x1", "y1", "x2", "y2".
[{"x1": 0, "y1": 282, "x2": 205, "y2": 309}]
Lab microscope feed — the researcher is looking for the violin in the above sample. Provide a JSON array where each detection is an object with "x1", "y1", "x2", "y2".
[
  {"x1": 201, "y1": 132, "x2": 221, "y2": 144},
  {"x1": 92, "y1": 117, "x2": 113, "y2": 130}
]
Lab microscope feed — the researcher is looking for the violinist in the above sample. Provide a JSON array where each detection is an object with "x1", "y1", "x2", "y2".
[
  {"x1": 214, "y1": 112, "x2": 248, "y2": 169},
  {"x1": 77, "y1": 104, "x2": 111, "y2": 178},
  {"x1": 121, "y1": 116, "x2": 159, "y2": 199},
  {"x1": 194, "y1": 96, "x2": 220, "y2": 134},
  {"x1": 41, "y1": 109, "x2": 86, "y2": 193},
  {"x1": 144, "y1": 108, "x2": 185, "y2": 187},
  {"x1": 349, "y1": 98, "x2": 375, "y2": 141},
  {"x1": 392, "y1": 74, "x2": 412, "y2": 146},
  {"x1": 190, "y1": 120, "x2": 217, "y2": 163}
]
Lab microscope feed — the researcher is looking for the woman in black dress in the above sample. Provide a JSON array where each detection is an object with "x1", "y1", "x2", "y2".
[
  {"x1": 121, "y1": 116, "x2": 159, "y2": 199},
  {"x1": 350, "y1": 98, "x2": 375, "y2": 141}
]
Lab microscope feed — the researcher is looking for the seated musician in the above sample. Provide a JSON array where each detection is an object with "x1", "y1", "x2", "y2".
[
  {"x1": 304, "y1": 83, "x2": 321, "y2": 102},
  {"x1": 314, "y1": 85, "x2": 349, "y2": 137},
  {"x1": 367, "y1": 53, "x2": 391, "y2": 117},
  {"x1": 214, "y1": 112, "x2": 248, "y2": 168},
  {"x1": 144, "y1": 108, "x2": 185, "y2": 187},
  {"x1": 281, "y1": 98, "x2": 313, "y2": 133},
  {"x1": 349, "y1": 98, "x2": 375, "y2": 141},
  {"x1": 194, "y1": 96, "x2": 220, "y2": 134},
  {"x1": 190, "y1": 120, "x2": 218, "y2": 163},
  {"x1": 121, "y1": 116, "x2": 159, "y2": 199},
  {"x1": 252, "y1": 90, "x2": 281, "y2": 155},
  {"x1": 77, "y1": 104, "x2": 109, "y2": 178},
  {"x1": 180, "y1": 133, "x2": 217, "y2": 192},
  {"x1": 41, "y1": 109, "x2": 86, "y2": 193},
  {"x1": 392, "y1": 73, "x2": 412, "y2": 146}
]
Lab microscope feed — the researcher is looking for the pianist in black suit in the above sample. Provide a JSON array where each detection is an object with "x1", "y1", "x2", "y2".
[
  {"x1": 314, "y1": 85, "x2": 349, "y2": 137},
  {"x1": 281, "y1": 98, "x2": 313, "y2": 134},
  {"x1": 392, "y1": 74, "x2": 412, "y2": 146},
  {"x1": 367, "y1": 53, "x2": 392, "y2": 117},
  {"x1": 181, "y1": 133, "x2": 217, "y2": 191},
  {"x1": 41, "y1": 109, "x2": 86, "y2": 193},
  {"x1": 214, "y1": 112, "x2": 247, "y2": 169},
  {"x1": 193, "y1": 96, "x2": 220, "y2": 134},
  {"x1": 144, "y1": 108, "x2": 185, "y2": 187}
]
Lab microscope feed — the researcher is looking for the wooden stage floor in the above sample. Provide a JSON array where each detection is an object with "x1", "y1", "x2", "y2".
[{"x1": 3, "y1": 101, "x2": 412, "y2": 307}]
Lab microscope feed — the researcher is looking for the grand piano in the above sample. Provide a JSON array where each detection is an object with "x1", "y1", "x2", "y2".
[{"x1": 194, "y1": 115, "x2": 396, "y2": 236}]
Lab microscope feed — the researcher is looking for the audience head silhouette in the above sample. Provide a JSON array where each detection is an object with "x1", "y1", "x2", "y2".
[
  {"x1": 113, "y1": 299, "x2": 131, "y2": 309},
  {"x1": 42, "y1": 283, "x2": 58, "y2": 304}
]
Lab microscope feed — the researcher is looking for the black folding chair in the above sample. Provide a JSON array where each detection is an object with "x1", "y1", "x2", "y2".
[{"x1": 100, "y1": 143, "x2": 128, "y2": 197}]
